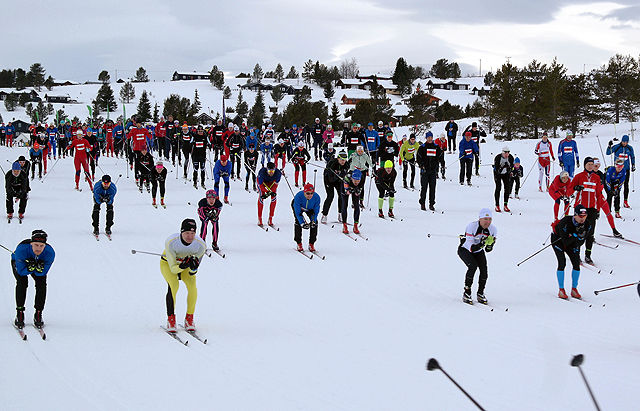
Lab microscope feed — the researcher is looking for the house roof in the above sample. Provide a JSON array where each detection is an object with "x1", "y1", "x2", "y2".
[{"x1": 174, "y1": 71, "x2": 211, "y2": 77}]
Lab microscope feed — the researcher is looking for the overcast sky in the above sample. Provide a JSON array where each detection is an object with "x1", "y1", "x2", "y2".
[{"x1": 4, "y1": 0, "x2": 639, "y2": 82}]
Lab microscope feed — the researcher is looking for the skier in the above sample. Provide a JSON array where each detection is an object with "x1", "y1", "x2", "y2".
[
  {"x1": 58, "y1": 123, "x2": 69, "y2": 158},
  {"x1": 509, "y1": 157, "x2": 523, "y2": 199},
  {"x1": 113, "y1": 120, "x2": 125, "y2": 158},
  {"x1": 341, "y1": 169, "x2": 364, "y2": 234},
  {"x1": 311, "y1": 118, "x2": 325, "y2": 161},
  {"x1": 136, "y1": 148, "x2": 154, "y2": 193},
  {"x1": 378, "y1": 130, "x2": 399, "y2": 169},
  {"x1": 458, "y1": 208, "x2": 497, "y2": 304},
  {"x1": 161, "y1": 219, "x2": 207, "y2": 332},
  {"x1": 127, "y1": 120, "x2": 152, "y2": 178},
  {"x1": 180, "y1": 123, "x2": 193, "y2": 178},
  {"x1": 197, "y1": 189, "x2": 223, "y2": 250},
  {"x1": 12, "y1": 230, "x2": 55, "y2": 329},
  {"x1": 5, "y1": 161, "x2": 29, "y2": 221},
  {"x1": 244, "y1": 144, "x2": 259, "y2": 191},
  {"x1": 260, "y1": 137, "x2": 274, "y2": 166},
  {"x1": 190, "y1": 125, "x2": 208, "y2": 189},
  {"x1": 375, "y1": 160, "x2": 397, "y2": 218},
  {"x1": 444, "y1": 118, "x2": 458, "y2": 153},
  {"x1": 434, "y1": 133, "x2": 447, "y2": 178},
  {"x1": 155, "y1": 117, "x2": 166, "y2": 159},
  {"x1": 29, "y1": 143, "x2": 43, "y2": 180},
  {"x1": 416, "y1": 132, "x2": 443, "y2": 211},
  {"x1": 104, "y1": 120, "x2": 115, "y2": 157},
  {"x1": 273, "y1": 138, "x2": 288, "y2": 171},
  {"x1": 592, "y1": 158, "x2": 623, "y2": 236},
  {"x1": 322, "y1": 124, "x2": 335, "y2": 149},
  {"x1": 463, "y1": 122, "x2": 485, "y2": 175},
  {"x1": 292, "y1": 183, "x2": 320, "y2": 252},
  {"x1": 166, "y1": 118, "x2": 180, "y2": 165},
  {"x1": 151, "y1": 161, "x2": 167, "y2": 208},
  {"x1": 227, "y1": 125, "x2": 244, "y2": 179},
  {"x1": 551, "y1": 205, "x2": 590, "y2": 299},
  {"x1": 549, "y1": 171, "x2": 574, "y2": 221},
  {"x1": 92, "y1": 175, "x2": 117, "y2": 237},
  {"x1": 46, "y1": 123, "x2": 58, "y2": 160},
  {"x1": 85, "y1": 128, "x2": 100, "y2": 180},
  {"x1": 535, "y1": 132, "x2": 555, "y2": 191},
  {"x1": 558, "y1": 131, "x2": 579, "y2": 177},
  {"x1": 320, "y1": 152, "x2": 349, "y2": 224},
  {"x1": 0, "y1": 122, "x2": 5, "y2": 146},
  {"x1": 323, "y1": 143, "x2": 337, "y2": 163},
  {"x1": 493, "y1": 147, "x2": 515, "y2": 212},
  {"x1": 257, "y1": 161, "x2": 282, "y2": 227},
  {"x1": 6, "y1": 122, "x2": 15, "y2": 147},
  {"x1": 213, "y1": 154, "x2": 232, "y2": 203},
  {"x1": 606, "y1": 135, "x2": 635, "y2": 208},
  {"x1": 67, "y1": 130, "x2": 93, "y2": 191},
  {"x1": 364, "y1": 122, "x2": 380, "y2": 166},
  {"x1": 399, "y1": 133, "x2": 420, "y2": 189},
  {"x1": 604, "y1": 158, "x2": 627, "y2": 218},
  {"x1": 209, "y1": 119, "x2": 225, "y2": 161},
  {"x1": 458, "y1": 131, "x2": 479, "y2": 186},
  {"x1": 291, "y1": 141, "x2": 311, "y2": 187},
  {"x1": 344, "y1": 123, "x2": 364, "y2": 157}
]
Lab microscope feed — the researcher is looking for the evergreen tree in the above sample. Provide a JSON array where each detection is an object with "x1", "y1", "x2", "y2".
[
  {"x1": 484, "y1": 72, "x2": 494, "y2": 87},
  {"x1": 134, "y1": 67, "x2": 149, "y2": 82},
  {"x1": 27, "y1": 63, "x2": 46, "y2": 91},
  {"x1": 120, "y1": 81, "x2": 135, "y2": 103},
  {"x1": 302, "y1": 59, "x2": 314, "y2": 82},
  {"x1": 98, "y1": 70, "x2": 111, "y2": 84},
  {"x1": 153, "y1": 102, "x2": 159, "y2": 122},
  {"x1": 137, "y1": 90, "x2": 152, "y2": 122},
  {"x1": 407, "y1": 89, "x2": 436, "y2": 125},
  {"x1": 274, "y1": 63, "x2": 285, "y2": 82},
  {"x1": 351, "y1": 80, "x2": 395, "y2": 125},
  {"x1": 540, "y1": 58, "x2": 568, "y2": 137},
  {"x1": 44, "y1": 76, "x2": 54, "y2": 91},
  {"x1": 520, "y1": 60, "x2": 548, "y2": 138},
  {"x1": 271, "y1": 86, "x2": 284, "y2": 107},
  {"x1": 0, "y1": 69, "x2": 15, "y2": 88},
  {"x1": 192, "y1": 89, "x2": 202, "y2": 113},
  {"x1": 248, "y1": 90, "x2": 266, "y2": 127},
  {"x1": 286, "y1": 66, "x2": 299, "y2": 79},
  {"x1": 14, "y1": 69, "x2": 27, "y2": 90},
  {"x1": 95, "y1": 83, "x2": 118, "y2": 112},
  {"x1": 329, "y1": 102, "x2": 341, "y2": 128},
  {"x1": 162, "y1": 94, "x2": 192, "y2": 123},
  {"x1": 560, "y1": 74, "x2": 599, "y2": 136},
  {"x1": 485, "y1": 62, "x2": 523, "y2": 140},
  {"x1": 592, "y1": 54, "x2": 639, "y2": 123},
  {"x1": 4, "y1": 93, "x2": 18, "y2": 111},
  {"x1": 209, "y1": 65, "x2": 224, "y2": 90},
  {"x1": 236, "y1": 89, "x2": 249, "y2": 119},
  {"x1": 392, "y1": 57, "x2": 413, "y2": 96},
  {"x1": 223, "y1": 86, "x2": 232, "y2": 100},
  {"x1": 323, "y1": 82, "x2": 334, "y2": 100},
  {"x1": 280, "y1": 98, "x2": 328, "y2": 129},
  {"x1": 251, "y1": 63, "x2": 264, "y2": 82},
  {"x1": 430, "y1": 59, "x2": 451, "y2": 79}
]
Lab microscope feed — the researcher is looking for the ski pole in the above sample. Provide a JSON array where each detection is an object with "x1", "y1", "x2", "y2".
[
  {"x1": 0, "y1": 243, "x2": 14, "y2": 254},
  {"x1": 593, "y1": 281, "x2": 640, "y2": 295},
  {"x1": 570, "y1": 355, "x2": 601, "y2": 411},
  {"x1": 595, "y1": 135, "x2": 607, "y2": 167},
  {"x1": 281, "y1": 170, "x2": 296, "y2": 197},
  {"x1": 426, "y1": 358, "x2": 486, "y2": 411},
  {"x1": 114, "y1": 174, "x2": 123, "y2": 184},
  {"x1": 130, "y1": 249, "x2": 162, "y2": 257},
  {"x1": 40, "y1": 158, "x2": 60, "y2": 183},
  {"x1": 313, "y1": 169, "x2": 317, "y2": 187},
  {"x1": 520, "y1": 160, "x2": 536, "y2": 188},
  {"x1": 516, "y1": 238, "x2": 561, "y2": 266}
]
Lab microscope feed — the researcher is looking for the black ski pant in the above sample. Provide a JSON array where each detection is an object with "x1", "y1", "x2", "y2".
[
  {"x1": 494, "y1": 173, "x2": 511, "y2": 206},
  {"x1": 193, "y1": 160, "x2": 206, "y2": 185},
  {"x1": 151, "y1": 178, "x2": 165, "y2": 199},
  {"x1": 92, "y1": 202, "x2": 114, "y2": 230},
  {"x1": 448, "y1": 135, "x2": 456, "y2": 151},
  {"x1": 322, "y1": 181, "x2": 343, "y2": 216},
  {"x1": 291, "y1": 203, "x2": 318, "y2": 244},
  {"x1": 438, "y1": 155, "x2": 446, "y2": 178},
  {"x1": 340, "y1": 192, "x2": 361, "y2": 224},
  {"x1": 459, "y1": 158, "x2": 473, "y2": 183},
  {"x1": 458, "y1": 247, "x2": 488, "y2": 294},
  {"x1": 606, "y1": 189, "x2": 621, "y2": 212},
  {"x1": 12, "y1": 261, "x2": 47, "y2": 311},
  {"x1": 513, "y1": 176, "x2": 521, "y2": 196},
  {"x1": 551, "y1": 234, "x2": 581, "y2": 271},
  {"x1": 245, "y1": 166, "x2": 257, "y2": 188},
  {"x1": 58, "y1": 139, "x2": 68, "y2": 157},
  {"x1": 585, "y1": 208, "x2": 598, "y2": 258},
  {"x1": 157, "y1": 137, "x2": 167, "y2": 158},
  {"x1": 6, "y1": 194, "x2": 28, "y2": 215},
  {"x1": 473, "y1": 152, "x2": 480, "y2": 174},
  {"x1": 403, "y1": 159, "x2": 416, "y2": 186},
  {"x1": 114, "y1": 139, "x2": 123, "y2": 157},
  {"x1": 31, "y1": 160, "x2": 42, "y2": 179},
  {"x1": 419, "y1": 170, "x2": 437, "y2": 207},
  {"x1": 230, "y1": 152, "x2": 242, "y2": 178},
  {"x1": 623, "y1": 174, "x2": 630, "y2": 201},
  {"x1": 171, "y1": 140, "x2": 181, "y2": 165}
]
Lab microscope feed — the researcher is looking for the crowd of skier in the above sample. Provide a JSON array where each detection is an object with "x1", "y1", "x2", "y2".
[{"x1": 2, "y1": 114, "x2": 636, "y2": 333}]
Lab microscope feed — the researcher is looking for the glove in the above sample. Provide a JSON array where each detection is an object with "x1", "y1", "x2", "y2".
[
  {"x1": 559, "y1": 160, "x2": 564, "y2": 168},
  {"x1": 179, "y1": 256, "x2": 191, "y2": 269},
  {"x1": 188, "y1": 257, "x2": 200, "y2": 271},
  {"x1": 608, "y1": 140, "x2": 613, "y2": 147},
  {"x1": 572, "y1": 247, "x2": 580, "y2": 254},
  {"x1": 574, "y1": 185, "x2": 584, "y2": 191},
  {"x1": 484, "y1": 235, "x2": 495, "y2": 246},
  {"x1": 633, "y1": 165, "x2": 636, "y2": 172},
  {"x1": 310, "y1": 221, "x2": 317, "y2": 229},
  {"x1": 24, "y1": 258, "x2": 36, "y2": 272},
  {"x1": 260, "y1": 192, "x2": 269, "y2": 200},
  {"x1": 101, "y1": 196, "x2": 109, "y2": 203},
  {"x1": 302, "y1": 223, "x2": 310, "y2": 230},
  {"x1": 35, "y1": 260, "x2": 45, "y2": 273},
  {"x1": 576, "y1": 160, "x2": 580, "y2": 168},
  {"x1": 595, "y1": 211, "x2": 600, "y2": 219},
  {"x1": 485, "y1": 244, "x2": 493, "y2": 253}
]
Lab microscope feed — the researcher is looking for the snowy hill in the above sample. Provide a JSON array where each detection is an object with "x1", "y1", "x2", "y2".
[{"x1": 0, "y1": 129, "x2": 638, "y2": 410}]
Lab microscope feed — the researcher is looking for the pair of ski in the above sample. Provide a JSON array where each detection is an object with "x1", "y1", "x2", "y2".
[
  {"x1": 295, "y1": 247, "x2": 326, "y2": 260},
  {"x1": 206, "y1": 248, "x2": 226, "y2": 259},
  {"x1": 379, "y1": 215, "x2": 404, "y2": 222},
  {"x1": 161, "y1": 325, "x2": 207, "y2": 346},
  {"x1": 328, "y1": 222, "x2": 367, "y2": 241},
  {"x1": 601, "y1": 234, "x2": 640, "y2": 247},
  {"x1": 580, "y1": 262, "x2": 614, "y2": 275},
  {"x1": 594, "y1": 240, "x2": 618, "y2": 250},
  {"x1": 93, "y1": 232, "x2": 112, "y2": 241},
  {"x1": 7, "y1": 216, "x2": 23, "y2": 224},
  {"x1": 558, "y1": 295, "x2": 602, "y2": 308},
  {"x1": 13, "y1": 323, "x2": 46, "y2": 341},
  {"x1": 152, "y1": 203, "x2": 167, "y2": 209},
  {"x1": 463, "y1": 299, "x2": 509, "y2": 312},
  {"x1": 258, "y1": 223, "x2": 279, "y2": 232}
]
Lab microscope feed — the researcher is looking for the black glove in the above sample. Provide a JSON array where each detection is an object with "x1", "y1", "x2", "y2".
[
  {"x1": 576, "y1": 160, "x2": 580, "y2": 168},
  {"x1": 310, "y1": 221, "x2": 317, "y2": 229},
  {"x1": 633, "y1": 165, "x2": 636, "y2": 172},
  {"x1": 302, "y1": 223, "x2": 310, "y2": 230},
  {"x1": 261, "y1": 192, "x2": 269, "y2": 200},
  {"x1": 595, "y1": 211, "x2": 600, "y2": 219},
  {"x1": 179, "y1": 256, "x2": 191, "y2": 269},
  {"x1": 608, "y1": 140, "x2": 613, "y2": 147},
  {"x1": 24, "y1": 258, "x2": 36, "y2": 272},
  {"x1": 559, "y1": 160, "x2": 564, "y2": 168},
  {"x1": 485, "y1": 244, "x2": 493, "y2": 252},
  {"x1": 574, "y1": 185, "x2": 584, "y2": 191},
  {"x1": 188, "y1": 257, "x2": 200, "y2": 271}
]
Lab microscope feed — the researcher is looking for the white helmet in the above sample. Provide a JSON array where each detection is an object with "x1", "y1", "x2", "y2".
[{"x1": 298, "y1": 141, "x2": 305, "y2": 147}]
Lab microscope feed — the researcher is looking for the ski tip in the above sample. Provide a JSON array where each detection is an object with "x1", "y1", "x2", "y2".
[{"x1": 203, "y1": 339, "x2": 208, "y2": 344}]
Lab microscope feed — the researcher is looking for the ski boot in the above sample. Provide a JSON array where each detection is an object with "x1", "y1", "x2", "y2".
[
  {"x1": 212, "y1": 242, "x2": 219, "y2": 251},
  {"x1": 615, "y1": 212, "x2": 621, "y2": 219},
  {"x1": 378, "y1": 209, "x2": 384, "y2": 218},
  {"x1": 166, "y1": 314, "x2": 177, "y2": 332},
  {"x1": 268, "y1": 217, "x2": 274, "y2": 227},
  {"x1": 420, "y1": 203, "x2": 426, "y2": 211},
  {"x1": 612, "y1": 228, "x2": 623, "y2": 239},
  {"x1": 138, "y1": 185, "x2": 143, "y2": 193},
  {"x1": 320, "y1": 214, "x2": 327, "y2": 224},
  {"x1": 105, "y1": 227, "x2": 112, "y2": 236},
  {"x1": 429, "y1": 205, "x2": 435, "y2": 211},
  {"x1": 342, "y1": 223, "x2": 349, "y2": 234},
  {"x1": 7, "y1": 213, "x2": 13, "y2": 220},
  {"x1": 503, "y1": 204, "x2": 511, "y2": 213},
  {"x1": 245, "y1": 183, "x2": 249, "y2": 191},
  {"x1": 462, "y1": 286, "x2": 472, "y2": 304},
  {"x1": 258, "y1": 217, "x2": 263, "y2": 227},
  {"x1": 152, "y1": 198, "x2": 157, "y2": 207},
  {"x1": 193, "y1": 181, "x2": 198, "y2": 189},
  {"x1": 309, "y1": 243, "x2": 316, "y2": 253},
  {"x1": 93, "y1": 227, "x2": 99, "y2": 236},
  {"x1": 353, "y1": 223, "x2": 360, "y2": 234},
  {"x1": 571, "y1": 288, "x2": 582, "y2": 299},
  {"x1": 14, "y1": 307, "x2": 25, "y2": 329},
  {"x1": 623, "y1": 200, "x2": 630, "y2": 208},
  {"x1": 388, "y1": 209, "x2": 395, "y2": 218},
  {"x1": 477, "y1": 292, "x2": 488, "y2": 304},
  {"x1": 224, "y1": 196, "x2": 229, "y2": 204},
  {"x1": 403, "y1": 182, "x2": 408, "y2": 189},
  {"x1": 201, "y1": 182, "x2": 206, "y2": 189},
  {"x1": 410, "y1": 184, "x2": 415, "y2": 189},
  {"x1": 184, "y1": 314, "x2": 195, "y2": 331},
  {"x1": 558, "y1": 288, "x2": 568, "y2": 299},
  {"x1": 338, "y1": 214, "x2": 343, "y2": 223},
  {"x1": 584, "y1": 254, "x2": 594, "y2": 265},
  {"x1": 160, "y1": 198, "x2": 165, "y2": 207},
  {"x1": 467, "y1": 180, "x2": 472, "y2": 186},
  {"x1": 495, "y1": 205, "x2": 501, "y2": 212},
  {"x1": 296, "y1": 243, "x2": 304, "y2": 252},
  {"x1": 34, "y1": 310, "x2": 44, "y2": 328}
]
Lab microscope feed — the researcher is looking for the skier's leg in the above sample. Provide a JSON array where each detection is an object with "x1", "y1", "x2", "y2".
[
  {"x1": 476, "y1": 252, "x2": 488, "y2": 294},
  {"x1": 160, "y1": 260, "x2": 180, "y2": 316},
  {"x1": 92, "y1": 203, "x2": 101, "y2": 230},
  {"x1": 12, "y1": 261, "x2": 28, "y2": 308},
  {"x1": 457, "y1": 246, "x2": 478, "y2": 289},
  {"x1": 106, "y1": 204, "x2": 114, "y2": 231},
  {"x1": 32, "y1": 274, "x2": 47, "y2": 311}
]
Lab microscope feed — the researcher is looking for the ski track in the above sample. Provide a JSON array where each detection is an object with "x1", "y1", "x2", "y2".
[{"x1": 1, "y1": 126, "x2": 639, "y2": 410}]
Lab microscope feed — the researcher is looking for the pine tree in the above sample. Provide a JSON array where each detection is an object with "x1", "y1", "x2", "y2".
[
  {"x1": 248, "y1": 90, "x2": 266, "y2": 127},
  {"x1": 302, "y1": 59, "x2": 314, "y2": 83},
  {"x1": 193, "y1": 89, "x2": 202, "y2": 112},
  {"x1": 135, "y1": 67, "x2": 149, "y2": 82},
  {"x1": 286, "y1": 66, "x2": 298, "y2": 79},
  {"x1": 120, "y1": 81, "x2": 135, "y2": 103},
  {"x1": 0, "y1": 69, "x2": 15, "y2": 88},
  {"x1": 407, "y1": 89, "x2": 435, "y2": 126},
  {"x1": 14, "y1": 69, "x2": 27, "y2": 90},
  {"x1": 540, "y1": 58, "x2": 568, "y2": 137},
  {"x1": 329, "y1": 102, "x2": 341, "y2": 128},
  {"x1": 485, "y1": 62, "x2": 523, "y2": 140},
  {"x1": 251, "y1": 63, "x2": 264, "y2": 82},
  {"x1": 592, "y1": 54, "x2": 639, "y2": 123},
  {"x1": 163, "y1": 94, "x2": 192, "y2": 123},
  {"x1": 274, "y1": 64, "x2": 285, "y2": 82},
  {"x1": 44, "y1": 76, "x2": 55, "y2": 91},
  {"x1": 236, "y1": 89, "x2": 249, "y2": 119},
  {"x1": 392, "y1": 57, "x2": 413, "y2": 96},
  {"x1": 223, "y1": 86, "x2": 232, "y2": 100},
  {"x1": 323, "y1": 82, "x2": 334, "y2": 100},
  {"x1": 95, "y1": 83, "x2": 118, "y2": 112},
  {"x1": 560, "y1": 74, "x2": 599, "y2": 136},
  {"x1": 98, "y1": 70, "x2": 111, "y2": 84},
  {"x1": 153, "y1": 103, "x2": 159, "y2": 122},
  {"x1": 137, "y1": 90, "x2": 152, "y2": 122},
  {"x1": 27, "y1": 63, "x2": 46, "y2": 91},
  {"x1": 4, "y1": 93, "x2": 18, "y2": 111},
  {"x1": 271, "y1": 86, "x2": 284, "y2": 107},
  {"x1": 209, "y1": 65, "x2": 224, "y2": 90}
]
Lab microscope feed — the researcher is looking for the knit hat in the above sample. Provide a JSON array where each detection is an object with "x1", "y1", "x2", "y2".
[
  {"x1": 622, "y1": 135, "x2": 629, "y2": 143},
  {"x1": 31, "y1": 229, "x2": 48, "y2": 244},
  {"x1": 384, "y1": 160, "x2": 394, "y2": 168},
  {"x1": 12, "y1": 161, "x2": 21, "y2": 171},
  {"x1": 464, "y1": 131, "x2": 472, "y2": 137},
  {"x1": 502, "y1": 146, "x2": 510, "y2": 152},
  {"x1": 583, "y1": 157, "x2": 594, "y2": 166},
  {"x1": 478, "y1": 208, "x2": 492, "y2": 219},
  {"x1": 560, "y1": 171, "x2": 569, "y2": 179},
  {"x1": 18, "y1": 155, "x2": 26, "y2": 162},
  {"x1": 514, "y1": 157, "x2": 520, "y2": 164},
  {"x1": 425, "y1": 131, "x2": 433, "y2": 139},
  {"x1": 472, "y1": 122, "x2": 478, "y2": 127},
  {"x1": 206, "y1": 189, "x2": 218, "y2": 199},
  {"x1": 303, "y1": 183, "x2": 314, "y2": 193},
  {"x1": 220, "y1": 154, "x2": 228, "y2": 162},
  {"x1": 180, "y1": 218, "x2": 197, "y2": 232},
  {"x1": 101, "y1": 174, "x2": 111, "y2": 183},
  {"x1": 267, "y1": 161, "x2": 276, "y2": 170},
  {"x1": 574, "y1": 205, "x2": 587, "y2": 216},
  {"x1": 351, "y1": 169, "x2": 362, "y2": 180}
]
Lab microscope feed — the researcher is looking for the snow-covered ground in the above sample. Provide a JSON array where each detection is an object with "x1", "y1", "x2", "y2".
[{"x1": 0, "y1": 128, "x2": 638, "y2": 410}]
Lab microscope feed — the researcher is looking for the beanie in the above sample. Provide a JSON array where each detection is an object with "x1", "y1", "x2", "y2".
[
  {"x1": 478, "y1": 208, "x2": 492, "y2": 219},
  {"x1": 31, "y1": 229, "x2": 48, "y2": 244},
  {"x1": 12, "y1": 161, "x2": 21, "y2": 171},
  {"x1": 180, "y1": 218, "x2": 197, "y2": 233}
]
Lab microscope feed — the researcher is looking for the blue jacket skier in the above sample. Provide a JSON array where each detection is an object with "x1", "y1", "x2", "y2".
[
  {"x1": 557, "y1": 132, "x2": 580, "y2": 177},
  {"x1": 213, "y1": 155, "x2": 233, "y2": 202}
]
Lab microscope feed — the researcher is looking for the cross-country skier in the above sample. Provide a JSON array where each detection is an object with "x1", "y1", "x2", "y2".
[
  {"x1": 458, "y1": 131, "x2": 479, "y2": 186},
  {"x1": 550, "y1": 205, "x2": 590, "y2": 299},
  {"x1": 606, "y1": 134, "x2": 635, "y2": 208},
  {"x1": 364, "y1": 122, "x2": 380, "y2": 166},
  {"x1": 257, "y1": 162, "x2": 282, "y2": 227},
  {"x1": 341, "y1": 169, "x2": 364, "y2": 234},
  {"x1": 151, "y1": 161, "x2": 167, "y2": 208},
  {"x1": 434, "y1": 133, "x2": 447, "y2": 178},
  {"x1": 344, "y1": 123, "x2": 365, "y2": 157},
  {"x1": 399, "y1": 133, "x2": 420, "y2": 189},
  {"x1": 416, "y1": 132, "x2": 443, "y2": 211},
  {"x1": 29, "y1": 143, "x2": 43, "y2": 180},
  {"x1": 558, "y1": 131, "x2": 579, "y2": 177},
  {"x1": 273, "y1": 138, "x2": 288, "y2": 170},
  {"x1": 161, "y1": 218, "x2": 207, "y2": 332},
  {"x1": 5, "y1": 161, "x2": 29, "y2": 221},
  {"x1": 375, "y1": 160, "x2": 397, "y2": 218},
  {"x1": 198, "y1": 190, "x2": 223, "y2": 250},
  {"x1": 190, "y1": 125, "x2": 208, "y2": 189},
  {"x1": 260, "y1": 137, "x2": 274, "y2": 167},
  {"x1": 320, "y1": 152, "x2": 349, "y2": 224},
  {"x1": 493, "y1": 146, "x2": 514, "y2": 212},
  {"x1": 227, "y1": 125, "x2": 244, "y2": 179},
  {"x1": 244, "y1": 144, "x2": 259, "y2": 191},
  {"x1": 348, "y1": 145, "x2": 371, "y2": 208},
  {"x1": 209, "y1": 119, "x2": 225, "y2": 161},
  {"x1": 180, "y1": 123, "x2": 193, "y2": 177},
  {"x1": 458, "y1": 208, "x2": 497, "y2": 304},
  {"x1": 511, "y1": 157, "x2": 523, "y2": 199},
  {"x1": 549, "y1": 171, "x2": 574, "y2": 221},
  {"x1": 291, "y1": 141, "x2": 311, "y2": 187},
  {"x1": 12, "y1": 230, "x2": 55, "y2": 329},
  {"x1": 213, "y1": 154, "x2": 232, "y2": 203},
  {"x1": 378, "y1": 130, "x2": 399, "y2": 169},
  {"x1": 463, "y1": 122, "x2": 485, "y2": 175},
  {"x1": 67, "y1": 130, "x2": 93, "y2": 191},
  {"x1": 92, "y1": 175, "x2": 117, "y2": 237},
  {"x1": 311, "y1": 118, "x2": 325, "y2": 161},
  {"x1": 136, "y1": 148, "x2": 154, "y2": 192},
  {"x1": 535, "y1": 132, "x2": 555, "y2": 191},
  {"x1": 322, "y1": 124, "x2": 335, "y2": 149},
  {"x1": 605, "y1": 158, "x2": 627, "y2": 218},
  {"x1": 46, "y1": 123, "x2": 58, "y2": 160},
  {"x1": 444, "y1": 118, "x2": 458, "y2": 153},
  {"x1": 292, "y1": 183, "x2": 320, "y2": 252}
]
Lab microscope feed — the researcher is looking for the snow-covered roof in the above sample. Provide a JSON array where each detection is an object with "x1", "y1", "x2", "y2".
[{"x1": 174, "y1": 71, "x2": 211, "y2": 76}]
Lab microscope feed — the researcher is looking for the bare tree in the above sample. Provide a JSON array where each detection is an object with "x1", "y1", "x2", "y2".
[{"x1": 339, "y1": 57, "x2": 359, "y2": 79}]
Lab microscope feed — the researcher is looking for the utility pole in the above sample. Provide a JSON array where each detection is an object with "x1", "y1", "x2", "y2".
[{"x1": 479, "y1": 59, "x2": 482, "y2": 77}]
